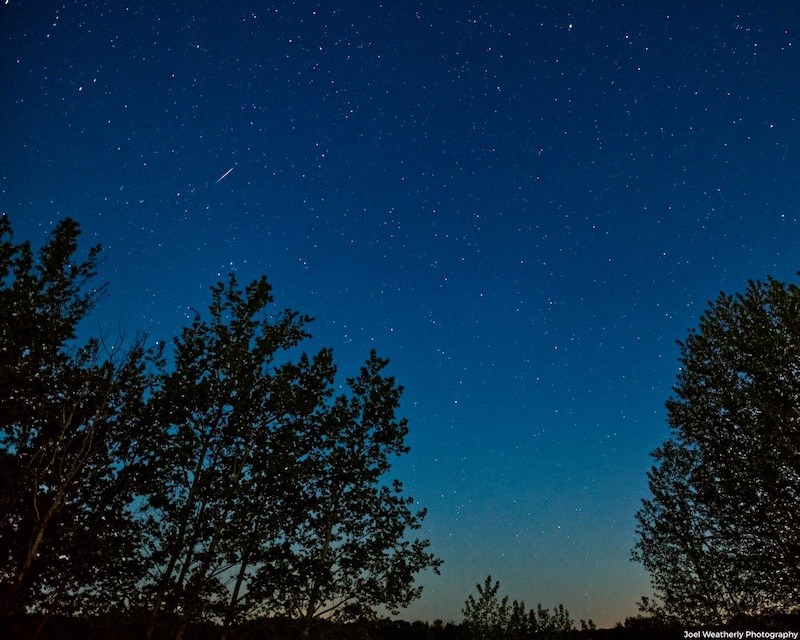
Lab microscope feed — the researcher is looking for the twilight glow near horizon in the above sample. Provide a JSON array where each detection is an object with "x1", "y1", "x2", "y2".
[{"x1": 2, "y1": 1, "x2": 800, "y2": 628}]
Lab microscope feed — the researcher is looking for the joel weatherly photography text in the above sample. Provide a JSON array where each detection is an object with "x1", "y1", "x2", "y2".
[{"x1": 684, "y1": 632, "x2": 799, "y2": 639}]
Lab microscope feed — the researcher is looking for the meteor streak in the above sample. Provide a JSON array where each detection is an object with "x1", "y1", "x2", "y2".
[{"x1": 215, "y1": 167, "x2": 234, "y2": 184}]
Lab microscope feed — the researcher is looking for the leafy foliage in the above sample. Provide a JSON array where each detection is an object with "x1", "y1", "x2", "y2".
[
  {"x1": 0, "y1": 216, "x2": 159, "y2": 620},
  {"x1": 462, "y1": 576, "x2": 575, "y2": 640},
  {"x1": 633, "y1": 276, "x2": 800, "y2": 624},
  {"x1": 139, "y1": 274, "x2": 336, "y2": 638},
  {"x1": 244, "y1": 350, "x2": 442, "y2": 636},
  {"x1": 0, "y1": 217, "x2": 440, "y2": 639}
]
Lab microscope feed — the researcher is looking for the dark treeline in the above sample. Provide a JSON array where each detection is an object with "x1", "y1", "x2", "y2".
[
  {"x1": 7, "y1": 612, "x2": 800, "y2": 640},
  {"x1": 0, "y1": 613, "x2": 677, "y2": 640}
]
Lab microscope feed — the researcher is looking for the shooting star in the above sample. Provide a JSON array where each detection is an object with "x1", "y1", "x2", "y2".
[{"x1": 215, "y1": 166, "x2": 234, "y2": 184}]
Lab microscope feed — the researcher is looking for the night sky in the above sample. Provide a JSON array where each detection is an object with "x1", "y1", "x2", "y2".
[{"x1": 3, "y1": 1, "x2": 800, "y2": 628}]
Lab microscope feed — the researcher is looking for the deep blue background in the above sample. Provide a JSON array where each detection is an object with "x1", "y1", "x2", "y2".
[{"x1": 3, "y1": 1, "x2": 799, "y2": 627}]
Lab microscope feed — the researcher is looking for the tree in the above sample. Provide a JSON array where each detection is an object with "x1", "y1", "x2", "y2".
[
  {"x1": 0, "y1": 216, "x2": 158, "y2": 623},
  {"x1": 0, "y1": 216, "x2": 441, "y2": 635},
  {"x1": 140, "y1": 274, "x2": 335, "y2": 640},
  {"x1": 248, "y1": 351, "x2": 442, "y2": 637},
  {"x1": 140, "y1": 276, "x2": 439, "y2": 639},
  {"x1": 462, "y1": 576, "x2": 510, "y2": 640},
  {"x1": 462, "y1": 576, "x2": 574, "y2": 640},
  {"x1": 633, "y1": 276, "x2": 800, "y2": 625}
]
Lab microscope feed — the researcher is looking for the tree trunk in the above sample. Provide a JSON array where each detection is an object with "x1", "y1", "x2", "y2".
[
  {"x1": 301, "y1": 516, "x2": 335, "y2": 637},
  {"x1": 146, "y1": 428, "x2": 215, "y2": 639}
]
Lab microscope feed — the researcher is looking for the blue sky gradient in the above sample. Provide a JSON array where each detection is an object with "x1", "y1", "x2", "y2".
[{"x1": 3, "y1": 1, "x2": 800, "y2": 627}]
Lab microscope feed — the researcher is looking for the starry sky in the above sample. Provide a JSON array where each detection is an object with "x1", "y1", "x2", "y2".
[{"x1": 3, "y1": 0, "x2": 800, "y2": 628}]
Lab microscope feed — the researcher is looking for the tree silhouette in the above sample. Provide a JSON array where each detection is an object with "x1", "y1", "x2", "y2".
[
  {"x1": 0, "y1": 217, "x2": 441, "y2": 638},
  {"x1": 0, "y1": 216, "x2": 158, "y2": 624},
  {"x1": 462, "y1": 576, "x2": 575, "y2": 640},
  {"x1": 140, "y1": 274, "x2": 331, "y2": 639},
  {"x1": 137, "y1": 275, "x2": 440, "y2": 639},
  {"x1": 633, "y1": 276, "x2": 800, "y2": 624},
  {"x1": 247, "y1": 351, "x2": 442, "y2": 637}
]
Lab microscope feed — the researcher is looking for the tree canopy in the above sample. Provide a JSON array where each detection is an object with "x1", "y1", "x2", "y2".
[
  {"x1": 0, "y1": 216, "x2": 158, "y2": 621},
  {"x1": 461, "y1": 576, "x2": 578, "y2": 640},
  {"x1": 0, "y1": 216, "x2": 440, "y2": 639},
  {"x1": 633, "y1": 276, "x2": 800, "y2": 625}
]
